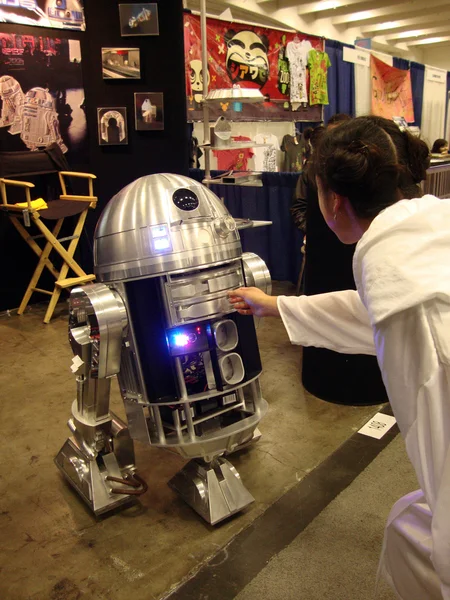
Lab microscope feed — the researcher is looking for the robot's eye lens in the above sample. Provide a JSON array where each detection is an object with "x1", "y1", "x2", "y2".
[{"x1": 172, "y1": 188, "x2": 199, "y2": 211}]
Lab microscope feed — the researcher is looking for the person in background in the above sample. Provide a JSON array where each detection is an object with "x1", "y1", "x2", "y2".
[
  {"x1": 230, "y1": 117, "x2": 450, "y2": 600},
  {"x1": 431, "y1": 138, "x2": 449, "y2": 154},
  {"x1": 290, "y1": 124, "x2": 323, "y2": 233},
  {"x1": 290, "y1": 114, "x2": 350, "y2": 234}
]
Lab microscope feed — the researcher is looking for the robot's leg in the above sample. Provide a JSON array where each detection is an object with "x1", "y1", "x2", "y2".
[
  {"x1": 169, "y1": 456, "x2": 254, "y2": 525},
  {"x1": 55, "y1": 413, "x2": 146, "y2": 515}
]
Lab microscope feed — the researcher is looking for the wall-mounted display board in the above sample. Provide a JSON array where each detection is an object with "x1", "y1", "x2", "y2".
[
  {"x1": 0, "y1": 30, "x2": 88, "y2": 159},
  {"x1": 0, "y1": 0, "x2": 85, "y2": 31},
  {"x1": 184, "y1": 13, "x2": 324, "y2": 123}
]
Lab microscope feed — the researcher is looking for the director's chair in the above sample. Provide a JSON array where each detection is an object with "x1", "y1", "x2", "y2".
[{"x1": 0, "y1": 145, "x2": 97, "y2": 323}]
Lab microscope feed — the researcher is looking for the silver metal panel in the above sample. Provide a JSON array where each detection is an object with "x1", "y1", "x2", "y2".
[
  {"x1": 168, "y1": 456, "x2": 255, "y2": 525},
  {"x1": 69, "y1": 283, "x2": 128, "y2": 379},
  {"x1": 242, "y1": 252, "x2": 272, "y2": 296},
  {"x1": 94, "y1": 174, "x2": 243, "y2": 282}
]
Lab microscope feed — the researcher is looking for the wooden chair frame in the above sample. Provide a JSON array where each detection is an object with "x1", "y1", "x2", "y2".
[{"x1": 1, "y1": 171, "x2": 97, "y2": 323}]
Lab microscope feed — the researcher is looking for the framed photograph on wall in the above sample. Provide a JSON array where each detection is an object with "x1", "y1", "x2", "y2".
[
  {"x1": 134, "y1": 93, "x2": 164, "y2": 131},
  {"x1": 102, "y1": 48, "x2": 140, "y2": 79},
  {"x1": 98, "y1": 108, "x2": 128, "y2": 146},
  {"x1": 119, "y1": 3, "x2": 159, "y2": 36}
]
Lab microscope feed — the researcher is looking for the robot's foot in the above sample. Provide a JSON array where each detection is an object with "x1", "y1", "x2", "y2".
[
  {"x1": 224, "y1": 427, "x2": 262, "y2": 456},
  {"x1": 55, "y1": 438, "x2": 146, "y2": 515},
  {"x1": 169, "y1": 456, "x2": 254, "y2": 525}
]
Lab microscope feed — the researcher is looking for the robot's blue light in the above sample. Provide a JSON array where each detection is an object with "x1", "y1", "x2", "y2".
[
  {"x1": 154, "y1": 237, "x2": 171, "y2": 251},
  {"x1": 173, "y1": 333, "x2": 190, "y2": 347}
]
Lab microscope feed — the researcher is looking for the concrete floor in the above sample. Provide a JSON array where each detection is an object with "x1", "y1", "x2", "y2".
[
  {"x1": 235, "y1": 435, "x2": 417, "y2": 600},
  {"x1": 0, "y1": 283, "x2": 388, "y2": 600}
]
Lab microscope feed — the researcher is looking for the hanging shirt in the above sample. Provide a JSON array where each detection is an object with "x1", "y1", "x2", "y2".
[
  {"x1": 277, "y1": 46, "x2": 290, "y2": 96},
  {"x1": 253, "y1": 133, "x2": 280, "y2": 172},
  {"x1": 213, "y1": 136, "x2": 254, "y2": 171},
  {"x1": 286, "y1": 39, "x2": 313, "y2": 104},
  {"x1": 307, "y1": 49, "x2": 331, "y2": 105},
  {"x1": 281, "y1": 134, "x2": 305, "y2": 172},
  {"x1": 276, "y1": 195, "x2": 450, "y2": 600}
]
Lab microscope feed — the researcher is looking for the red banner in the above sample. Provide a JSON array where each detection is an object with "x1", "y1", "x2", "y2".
[
  {"x1": 371, "y1": 55, "x2": 414, "y2": 123},
  {"x1": 184, "y1": 13, "x2": 323, "y2": 122}
]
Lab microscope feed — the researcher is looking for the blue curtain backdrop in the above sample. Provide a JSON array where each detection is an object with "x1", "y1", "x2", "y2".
[
  {"x1": 324, "y1": 39, "x2": 356, "y2": 123},
  {"x1": 393, "y1": 57, "x2": 425, "y2": 128},
  {"x1": 189, "y1": 169, "x2": 303, "y2": 283}
]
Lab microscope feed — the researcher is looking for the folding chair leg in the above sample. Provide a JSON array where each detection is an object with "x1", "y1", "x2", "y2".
[
  {"x1": 32, "y1": 214, "x2": 87, "y2": 279},
  {"x1": 43, "y1": 210, "x2": 89, "y2": 324},
  {"x1": 43, "y1": 287, "x2": 63, "y2": 324},
  {"x1": 10, "y1": 216, "x2": 60, "y2": 280},
  {"x1": 17, "y1": 219, "x2": 64, "y2": 316}
]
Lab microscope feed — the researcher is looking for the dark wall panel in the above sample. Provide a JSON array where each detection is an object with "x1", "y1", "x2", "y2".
[{"x1": 0, "y1": 0, "x2": 189, "y2": 312}]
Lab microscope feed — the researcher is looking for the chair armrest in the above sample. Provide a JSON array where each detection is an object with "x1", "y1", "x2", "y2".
[
  {"x1": 58, "y1": 172, "x2": 96, "y2": 198},
  {"x1": 0, "y1": 178, "x2": 34, "y2": 209},
  {"x1": 60, "y1": 194, "x2": 98, "y2": 209},
  {"x1": 59, "y1": 171, "x2": 96, "y2": 179},
  {"x1": 0, "y1": 178, "x2": 35, "y2": 188}
]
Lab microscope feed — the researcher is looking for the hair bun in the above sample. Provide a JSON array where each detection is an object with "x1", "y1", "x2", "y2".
[{"x1": 402, "y1": 131, "x2": 430, "y2": 183}]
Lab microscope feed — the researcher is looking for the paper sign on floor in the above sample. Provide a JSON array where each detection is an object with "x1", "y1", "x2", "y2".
[{"x1": 358, "y1": 412, "x2": 396, "y2": 439}]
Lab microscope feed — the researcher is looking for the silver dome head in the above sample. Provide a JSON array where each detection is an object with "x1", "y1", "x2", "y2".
[{"x1": 94, "y1": 174, "x2": 242, "y2": 282}]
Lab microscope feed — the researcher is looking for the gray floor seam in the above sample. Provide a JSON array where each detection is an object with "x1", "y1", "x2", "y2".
[{"x1": 165, "y1": 406, "x2": 398, "y2": 600}]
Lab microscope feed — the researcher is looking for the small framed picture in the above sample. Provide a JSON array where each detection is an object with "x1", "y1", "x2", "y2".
[
  {"x1": 135, "y1": 92, "x2": 164, "y2": 131},
  {"x1": 119, "y1": 3, "x2": 159, "y2": 37},
  {"x1": 102, "y1": 47, "x2": 140, "y2": 79},
  {"x1": 98, "y1": 108, "x2": 128, "y2": 146}
]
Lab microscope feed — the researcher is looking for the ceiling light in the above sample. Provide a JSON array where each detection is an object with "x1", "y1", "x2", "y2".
[
  {"x1": 344, "y1": 10, "x2": 373, "y2": 22},
  {"x1": 317, "y1": 1, "x2": 341, "y2": 9},
  {"x1": 380, "y1": 21, "x2": 400, "y2": 29},
  {"x1": 394, "y1": 30, "x2": 424, "y2": 39}
]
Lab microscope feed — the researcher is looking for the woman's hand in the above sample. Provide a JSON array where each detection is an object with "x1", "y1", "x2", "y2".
[{"x1": 228, "y1": 287, "x2": 280, "y2": 318}]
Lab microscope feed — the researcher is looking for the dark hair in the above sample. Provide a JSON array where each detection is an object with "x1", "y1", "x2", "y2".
[
  {"x1": 363, "y1": 116, "x2": 429, "y2": 199},
  {"x1": 431, "y1": 138, "x2": 448, "y2": 153},
  {"x1": 327, "y1": 113, "x2": 352, "y2": 126},
  {"x1": 315, "y1": 116, "x2": 430, "y2": 219},
  {"x1": 310, "y1": 124, "x2": 325, "y2": 149},
  {"x1": 303, "y1": 127, "x2": 314, "y2": 142}
]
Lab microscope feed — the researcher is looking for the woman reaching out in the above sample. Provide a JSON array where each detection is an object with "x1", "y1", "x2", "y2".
[{"x1": 229, "y1": 116, "x2": 450, "y2": 600}]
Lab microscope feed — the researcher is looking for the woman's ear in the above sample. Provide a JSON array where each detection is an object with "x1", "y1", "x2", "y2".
[{"x1": 332, "y1": 192, "x2": 344, "y2": 217}]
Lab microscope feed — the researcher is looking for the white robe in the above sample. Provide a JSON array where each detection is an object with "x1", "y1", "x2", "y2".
[{"x1": 277, "y1": 195, "x2": 450, "y2": 600}]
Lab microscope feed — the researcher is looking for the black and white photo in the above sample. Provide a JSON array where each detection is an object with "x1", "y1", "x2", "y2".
[
  {"x1": 134, "y1": 92, "x2": 164, "y2": 131},
  {"x1": 97, "y1": 107, "x2": 128, "y2": 145}
]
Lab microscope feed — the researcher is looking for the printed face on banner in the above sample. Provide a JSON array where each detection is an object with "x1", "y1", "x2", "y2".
[
  {"x1": 189, "y1": 59, "x2": 210, "y2": 103},
  {"x1": 0, "y1": 0, "x2": 85, "y2": 30},
  {"x1": 184, "y1": 13, "x2": 324, "y2": 122},
  {"x1": 224, "y1": 29, "x2": 269, "y2": 88}
]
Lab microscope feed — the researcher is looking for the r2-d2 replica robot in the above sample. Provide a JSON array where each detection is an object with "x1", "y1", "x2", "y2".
[{"x1": 55, "y1": 174, "x2": 270, "y2": 525}]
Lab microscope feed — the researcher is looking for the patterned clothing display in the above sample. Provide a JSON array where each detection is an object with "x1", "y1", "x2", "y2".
[
  {"x1": 286, "y1": 39, "x2": 312, "y2": 105},
  {"x1": 277, "y1": 46, "x2": 290, "y2": 96},
  {"x1": 253, "y1": 133, "x2": 280, "y2": 172},
  {"x1": 281, "y1": 134, "x2": 305, "y2": 173},
  {"x1": 213, "y1": 135, "x2": 254, "y2": 171},
  {"x1": 307, "y1": 50, "x2": 331, "y2": 105}
]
